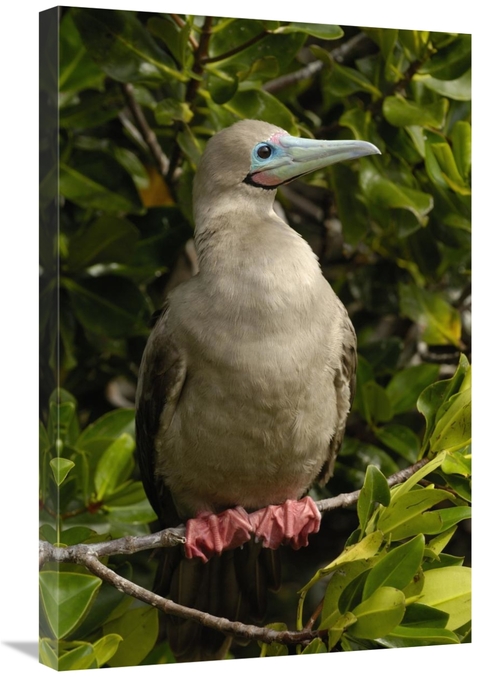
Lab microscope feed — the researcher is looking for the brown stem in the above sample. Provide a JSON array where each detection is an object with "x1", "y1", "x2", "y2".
[
  {"x1": 81, "y1": 554, "x2": 320, "y2": 646},
  {"x1": 202, "y1": 30, "x2": 269, "y2": 64},
  {"x1": 166, "y1": 16, "x2": 213, "y2": 186},
  {"x1": 170, "y1": 13, "x2": 198, "y2": 51},
  {"x1": 120, "y1": 82, "x2": 169, "y2": 176}
]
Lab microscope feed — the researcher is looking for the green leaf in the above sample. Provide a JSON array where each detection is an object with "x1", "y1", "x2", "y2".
[
  {"x1": 425, "y1": 526, "x2": 458, "y2": 559},
  {"x1": 357, "y1": 465, "x2": 391, "y2": 532},
  {"x1": 374, "y1": 424, "x2": 421, "y2": 464},
  {"x1": 59, "y1": 11, "x2": 105, "y2": 95},
  {"x1": 441, "y1": 448, "x2": 471, "y2": 477},
  {"x1": 58, "y1": 643, "x2": 98, "y2": 670},
  {"x1": 39, "y1": 571, "x2": 102, "y2": 639},
  {"x1": 66, "y1": 216, "x2": 140, "y2": 271},
  {"x1": 328, "y1": 62, "x2": 381, "y2": 98},
  {"x1": 327, "y1": 613, "x2": 357, "y2": 650},
  {"x1": 72, "y1": 8, "x2": 185, "y2": 83},
  {"x1": 321, "y1": 561, "x2": 374, "y2": 630},
  {"x1": 418, "y1": 566, "x2": 471, "y2": 630},
  {"x1": 147, "y1": 16, "x2": 190, "y2": 68},
  {"x1": 39, "y1": 639, "x2": 58, "y2": 669},
  {"x1": 223, "y1": 89, "x2": 298, "y2": 134},
  {"x1": 388, "y1": 506, "x2": 471, "y2": 541},
  {"x1": 419, "y1": 34, "x2": 471, "y2": 80},
  {"x1": 401, "y1": 603, "x2": 449, "y2": 628},
  {"x1": 106, "y1": 498, "x2": 157, "y2": 524},
  {"x1": 277, "y1": 23, "x2": 343, "y2": 40},
  {"x1": 338, "y1": 570, "x2": 371, "y2": 614},
  {"x1": 94, "y1": 433, "x2": 135, "y2": 501},
  {"x1": 451, "y1": 121, "x2": 471, "y2": 180},
  {"x1": 429, "y1": 388, "x2": 471, "y2": 453},
  {"x1": 378, "y1": 625, "x2": 459, "y2": 647},
  {"x1": 359, "y1": 381, "x2": 393, "y2": 424},
  {"x1": 60, "y1": 154, "x2": 143, "y2": 214},
  {"x1": 383, "y1": 95, "x2": 448, "y2": 129},
  {"x1": 417, "y1": 70, "x2": 471, "y2": 101},
  {"x1": 104, "y1": 606, "x2": 159, "y2": 667},
  {"x1": 301, "y1": 638, "x2": 327, "y2": 654},
  {"x1": 350, "y1": 587, "x2": 406, "y2": 639},
  {"x1": 431, "y1": 142, "x2": 470, "y2": 195},
  {"x1": 361, "y1": 167, "x2": 433, "y2": 226},
  {"x1": 363, "y1": 535, "x2": 425, "y2": 600},
  {"x1": 417, "y1": 355, "x2": 469, "y2": 450},
  {"x1": 399, "y1": 283, "x2": 462, "y2": 347},
  {"x1": 59, "y1": 526, "x2": 97, "y2": 546},
  {"x1": 206, "y1": 70, "x2": 239, "y2": 105},
  {"x1": 63, "y1": 276, "x2": 150, "y2": 339},
  {"x1": 49, "y1": 458, "x2": 75, "y2": 486},
  {"x1": 386, "y1": 364, "x2": 440, "y2": 415},
  {"x1": 155, "y1": 98, "x2": 194, "y2": 125},
  {"x1": 377, "y1": 488, "x2": 451, "y2": 536},
  {"x1": 330, "y1": 164, "x2": 370, "y2": 246},
  {"x1": 92, "y1": 634, "x2": 123, "y2": 667}
]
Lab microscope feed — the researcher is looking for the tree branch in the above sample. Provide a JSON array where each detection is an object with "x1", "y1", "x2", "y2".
[
  {"x1": 120, "y1": 82, "x2": 169, "y2": 176},
  {"x1": 263, "y1": 32, "x2": 372, "y2": 94},
  {"x1": 39, "y1": 458, "x2": 429, "y2": 645},
  {"x1": 40, "y1": 459, "x2": 429, "y2": 567},
  {"x1": 81, "y1": 554, "x2": 320, "y2": 646}
]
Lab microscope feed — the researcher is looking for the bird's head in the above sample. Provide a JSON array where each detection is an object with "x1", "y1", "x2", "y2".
[{"x1": 193, "y1": 119, "x2": 380, "y2": 223}]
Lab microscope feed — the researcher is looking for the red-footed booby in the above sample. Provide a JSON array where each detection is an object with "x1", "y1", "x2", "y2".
[{"x1": 136, "y1": 119, "x2": 380, "y2": 660}]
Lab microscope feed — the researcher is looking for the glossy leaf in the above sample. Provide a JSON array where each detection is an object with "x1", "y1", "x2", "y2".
[
  {"x1": 374, "y1": 424, "x2": 421, "y2": 463},
  {"x1": 418, "y1": 566, "x2": 471, "y2": 630},
  {"x1": 383, "y1": 95, "x2": 448, "y2": 129},
  {"x1": 430, "y1": 388, "x2": 471, "y2": 453},
  {"x1": 321, "y1": 561, "x2": 373, "y2": 630},
  {"x1": 359, "y1": 381, "x2": 393, "y2": 424},
  {"x1": 58, "y1": 643, "x2": 98, "y2": 670},
  {"x1": 60, "y1": 154, "x2": 143, "y2": 214},
  {"x1": 363, "y1": 535, "x2": 425, "y2": 599},
  {"x1": 93, "y1": 634, "x2": 123, "y2": 667},
  {"x1": 277, "y1": 23, "x2": 343, "y2": 40},
  {"x1": 39, "y1": 571, "x2": 102, "y2": 639},
  {"x1": 49, "y1": 458, "x2": 75, "y2": 486},
  {"x1": 451, "y1": 121, "x2": 472, "y2": 179},
  {"x1": 361, "y1": 167, "x2": 433, "y2": 226},
  {"x1": 59, "y1": 11, "x2": 105, "y2": 95},
  {"x1": 417, "y1": 355, "x2": 469, "y2": 450},
  {"x1": 386, "y1": 363, "x2": 440, "y2": 415},
  {"x1": 327, "y1": 613, "x2": 357, "y2": 650},
  {"x1": 73, "y1": 8, "x2": 184, "y2": 83},
  {"x1": 223, "y1": 89, "x2": 298, "y2": 134},
  {"x1": 357, "y1": 465, "x2": 391, "y2": 532},
  {"x1": 378, "y1": 625, "x2": 459, "y2": 647},
  {"x1": 350, "y1": 587, "x2": 406, "y2": 639},
  {"x1": 63, "y1": 276, "x2": 150, "y2": 338},
  {"x1": 104, "y1": 606, "x2": 159, "y2": 667},
  {"x1": 389, "y1": 506, "x2": 471, "y2": 541},
  {"x1": 377, "y1": 488, "x2": 451, "y2": 535},
  {"x1": 94, "y1": 433, "x2": 135, "y2": 501},
  {"x1": 399, "y1": 283, "x2": 462, "y2": 347},
  {"x1": 401, "y1": 603, "x2": 449, "y2": 628},
  {"x1": 301, "y1": 638, "x2": 327, "y2": 654},
  {"x1": 418, "y1": 69, "x2": 471, "y2": 101},
  {"x1": 419, "y1": 34, "x2": 471, "y2": 80},
  {"x1": 66, "y1": 216, "x2": 140, "y2": 271}
]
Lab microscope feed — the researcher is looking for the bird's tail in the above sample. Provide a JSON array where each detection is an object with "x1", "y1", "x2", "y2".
[{"x1": 155, "y1": 542, "x2": 280, "y2": 662}]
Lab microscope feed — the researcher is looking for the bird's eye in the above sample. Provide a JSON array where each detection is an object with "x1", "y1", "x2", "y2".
[{"x1": 257, "y1": 144, "x2": 272, "y2": 159}]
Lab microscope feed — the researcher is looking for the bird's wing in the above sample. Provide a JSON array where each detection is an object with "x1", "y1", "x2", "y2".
[
  {"x1": 318, "y1": 300, "x2": 357, "y2": 485},
  {"x1": 135, "y1": 302, "x2": 187, "y2": 527}
]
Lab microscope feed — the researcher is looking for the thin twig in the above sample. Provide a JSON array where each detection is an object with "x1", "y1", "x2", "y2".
[
  {"x1": 120, "y1": 82, "x2": 169, "y2": 176},
  {"x1": 39, "y1": 458, "x2": 430, "y2": 645},
  {"x1": 170, "y1": 14, "x2": 198, "y2": 51},
  {"x1": 81, "y1": 554, "x2": 320, "y2": 646},
  {"x1": 166, "y1": 16, "x2": 213, "y2": 186},
  {"x1": 264, "y1": 32, "x2": 371, "y2": 94},
  {"x1": 202, "y1": 30, "x2": 269, "y2": 64}
]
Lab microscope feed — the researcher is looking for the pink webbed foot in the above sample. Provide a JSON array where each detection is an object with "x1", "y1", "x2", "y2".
[
  {"x1": 248, "y1": 496, "x2": 321, "y2": 550},
  {"x1": 184, "y1": 506, "x2": 252, "y2": 562}
]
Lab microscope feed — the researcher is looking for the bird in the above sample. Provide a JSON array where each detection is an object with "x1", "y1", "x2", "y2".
[{"x1": 135, "y1": 119, "x2": 380, "y2": 661}]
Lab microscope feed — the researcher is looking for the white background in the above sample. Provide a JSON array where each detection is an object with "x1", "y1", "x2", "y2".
[{"x1": 1, "y1": 0, "x2": 492, "y2": 674}]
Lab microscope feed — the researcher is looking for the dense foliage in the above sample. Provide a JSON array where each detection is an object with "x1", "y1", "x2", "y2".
[{"x1": 39, "y1": 8, "x2": 471, "y2": 669}]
